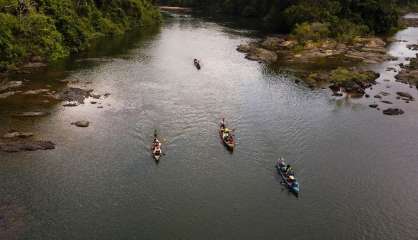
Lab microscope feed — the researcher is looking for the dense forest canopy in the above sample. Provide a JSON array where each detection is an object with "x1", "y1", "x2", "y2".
[
  {"x1": 157, "y1": 0, "x2": 418, "y2": 34},
  {"x1": 0, "y1": 0, "x2": 160, "y2": 71}
]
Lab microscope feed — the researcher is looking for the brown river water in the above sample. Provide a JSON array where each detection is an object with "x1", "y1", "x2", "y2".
[{"x1": 1, "y1": 14, "x2": 418, "y2": 240}]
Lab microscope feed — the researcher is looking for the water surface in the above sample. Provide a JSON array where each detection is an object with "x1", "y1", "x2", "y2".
[{"x1": 1, "y1": 15, "x2": 418, "y2": 240}]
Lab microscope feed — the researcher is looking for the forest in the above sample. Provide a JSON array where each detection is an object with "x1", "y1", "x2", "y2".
[
  {"x1": 0, "y1": 0, "x2": 160, "y2": 71},
  {"x1": 157, "y1": 0, "x2": 418, "y2": 34}
]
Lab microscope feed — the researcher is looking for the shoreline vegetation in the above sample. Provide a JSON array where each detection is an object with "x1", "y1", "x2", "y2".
[
  {"x1": 156, "y1": 0, "x2": 418, "y2": 94},
  {"x1": 235, "y1": 15, "x2": 418, "y2": 95},
  {"x1": 0, "y1": 0, "x2": 161, "y2": 73}
]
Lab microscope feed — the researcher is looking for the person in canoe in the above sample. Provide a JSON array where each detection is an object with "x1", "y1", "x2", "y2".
[
  {"x1": 152, "y1": 130, "x2": 163, "y2": 160},
  {"x1": 222, "y1": 128, "x2": 231, "y2": 141},
  {"x1": 194, "y1": 59, "x2": 201, "y2": 70},
  {"x1": 286, "y1": 164, "x2": 293, "y2": 175}
]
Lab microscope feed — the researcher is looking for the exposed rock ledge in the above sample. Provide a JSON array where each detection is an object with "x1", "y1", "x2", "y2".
[
  {"x1": 237, "y1": 36, "x2": 393, "y2": 64},
  {"x1": 0, "y1": 131, "x2": 55, "y2": 153}
]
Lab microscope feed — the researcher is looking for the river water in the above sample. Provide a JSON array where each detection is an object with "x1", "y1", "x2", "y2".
[{"x1": 1, "y1": 14, "x2": 418, "y2": 240}]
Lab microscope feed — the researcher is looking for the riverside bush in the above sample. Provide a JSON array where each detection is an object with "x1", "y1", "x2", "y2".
[{"x1": 0, "y1": 0, "x2": 160, "y2": 70}]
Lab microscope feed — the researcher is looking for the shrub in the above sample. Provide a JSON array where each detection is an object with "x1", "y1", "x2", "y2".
[{"x1": 292, "y1": 22, "x2": 330, "y2": 43}]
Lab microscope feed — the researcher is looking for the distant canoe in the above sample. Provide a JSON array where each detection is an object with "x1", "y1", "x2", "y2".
[
  {"x1": 219, "y1": 126, "x2": 235, "y2": 151},
  {"x1": 194, "y1": 59, "x2": 201, "y2": 70}
]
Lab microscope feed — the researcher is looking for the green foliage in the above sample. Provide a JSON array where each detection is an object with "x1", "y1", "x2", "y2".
[
  {"x1": 0, "y1": 0, "x2": 160, "y2": 70},
  {"x1": 157, "y1": 0, "x2": 406, "y2": 35},
  {"x1": 330, "y1": 67, "x2": 376, "y2": 85},
  {"x1": 292, "y1": 22, "x2": 330, "y2": 43}
]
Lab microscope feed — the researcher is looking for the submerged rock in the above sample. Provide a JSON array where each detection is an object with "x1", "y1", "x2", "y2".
[
  {"x1": 383, "y1": 108, "x2": 404, "y2": 116},
  {"x1": 396, "y1": 92, "x2": 415, "y2": 101},
  {"x1": 3, "y1": 131, "x2": 34, "y2": 139},
  {"x1": 12, "y1": 112, "x2": 49, "y2": 117},
  {"x1": 0, "y1": 140, "x2": 55, "y2": 153},
  {"x1": 63, "y1": 102, "x2": 79, "y2": 107}
]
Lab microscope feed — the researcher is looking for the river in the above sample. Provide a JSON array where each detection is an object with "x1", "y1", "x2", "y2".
[{"x1": 1, "y1": 14, "x2": 418, "y2": 240}]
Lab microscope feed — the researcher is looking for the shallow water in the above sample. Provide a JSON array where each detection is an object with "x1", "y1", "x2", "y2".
[{"x1": 1, "y1": 15, "x2": 418, "y2": 240}]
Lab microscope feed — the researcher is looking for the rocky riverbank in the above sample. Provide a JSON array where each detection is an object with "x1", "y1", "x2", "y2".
[
  {"x1": 0, "y1": 74, "x2": 111, "y2": 153},
  {"x1": 237, "y1": 19, "x2": 418, "y2": 117},
  {"x1": 0, "y1": 131, "x2": 55, "y2": 153},
  {"x1": 237, "y1": 36, "x2": 393, "y2": 65},
  {"x1": 237, "y1": 36, "x2": 391, "y2": 96},
  {"x1": 396, "y1": 53, "x2": 418, "y2": 87}
]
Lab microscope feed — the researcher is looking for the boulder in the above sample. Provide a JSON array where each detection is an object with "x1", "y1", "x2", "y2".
[
  {"x1": 237, "y1": 44, "x2": 252, "y2": 53},
  {"x1": 91, "y1": 94, "x2": 101, "y2": 99},
  {"x1": 369, "y1": 104, "x2": 378, "y2": 108},
  {"x1": 71, "y1": 121, "x2": 90, "y2": 128},
  {"x1": 260, "y1": 37, "x2": 285, "y2": 51},
  {"x1": 245, "y1": 48, "x2": 278, "y2": 63},
  {"x1": 58, "y1": 87, "x2": 93, "y2": 104}
]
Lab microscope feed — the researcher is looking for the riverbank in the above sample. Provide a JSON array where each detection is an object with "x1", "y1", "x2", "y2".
[{"x1": 237, "y1": 36, "x2": 390, "y2": 92}]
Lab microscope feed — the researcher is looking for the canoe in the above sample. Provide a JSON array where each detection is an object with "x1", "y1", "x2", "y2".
[
  {"x1": 152, "y1": 130, "x2": 162, "y2": 161},
  {"x1": 276, "y1": 158, "x2": 300, "y2": 197},
  {"x1": 152, "y1": 142, "x2": 162, "y2": 161},
  {"x1": 194, "y1": 60, "x2": 201, "y2": 70},
  {"x1": 219, "y1": 126, "x2": 235, "y2": 151}
]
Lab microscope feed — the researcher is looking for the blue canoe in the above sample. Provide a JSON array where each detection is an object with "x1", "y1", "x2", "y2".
[{"x1": 276, "y1": 158, "x2": 300, "y2": 197}]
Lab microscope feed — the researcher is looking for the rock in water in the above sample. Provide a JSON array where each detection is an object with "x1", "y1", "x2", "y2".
[
  {"x1": 383, "y1": 108, "x2": 404, "y2": 116},
  {"x1": 0, "y1": 81, "x2": 23, "y2": 92},
  {"x1": 63, "y1": 102, "x2": 79, "y2": 107},
  {"x1": 369, "y1": 104, "x2": 378, "y2": 108},
  {"x1": 3, "y1": 131, "x2": 34, "y2": 139},
  {"x1": 0, "y1": 140, "x2": 55, "y2": 153},
  {"x1": 58, "y1": 87, "x2": 93, "y2": 104},
  {"x1": 245, "y1": 48, "x2": 278, "y2": 63},
  {"x1": 396, "y1": 92, "x2": 415, "y2": 101},
  {"x1": 71, "y1": 121, "x2": 90, "y2": 127},
  {"x1": 237, "y1": 44, "x2": 252, "y2": 53},
  {"x1": 12, "y1": 112, "x2": 49, "y2": 117}
]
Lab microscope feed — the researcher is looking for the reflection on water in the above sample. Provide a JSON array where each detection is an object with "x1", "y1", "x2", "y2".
[{"x1": 1, "y1": 15, "x2": 418, "y2": 240}]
